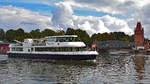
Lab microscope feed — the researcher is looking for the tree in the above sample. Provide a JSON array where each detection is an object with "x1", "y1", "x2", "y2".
[
  {"x1": 6, "y1": 29, "x2": 16, "y2": 42},
  {"x1": 91, "y1": 32, "x2": 135, "y2": 45},
  {"x1": 41, "y1": 29, "x2": 56, "y2": 37},
  {"x1": 24, "y1": 33, "x2": 32, "y2": 38},
  {"x1": 91, "y1": 32, "x2": 115, "y2": 42},
  {"x1": 110, "y1": 32, "x2": 126, "y2": 40},
  {"x1": 75, "y1": 29, "x2": 91, "y2": 46},
  {"x1": 15, "y1": 28, "x2": 25, "y2": 42},
  {"x1": 30, "y1": 29, "x2": 42, "y2": 38},
  {"x1": 65, "y1": 28, "x2": 75, "y2": 35},
  {"x1": 3, "y1": 28, "x2": 137, "y2": 46},
  {"x1": 0, "y1": 28, "x2": 5, "y2": 41}
]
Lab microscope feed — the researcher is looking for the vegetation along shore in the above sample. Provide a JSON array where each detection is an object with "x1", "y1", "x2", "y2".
[{"x1": 0, "y1": 28, "x2": 149, "y2": 47}]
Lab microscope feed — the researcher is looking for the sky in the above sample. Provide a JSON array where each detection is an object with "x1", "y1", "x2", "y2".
[{"x1": 0, "y1": 0, "x2": 150, "y2": 38}]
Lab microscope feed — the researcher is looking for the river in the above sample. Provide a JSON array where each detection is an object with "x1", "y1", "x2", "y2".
[{"x1": 0, "y1": 55, "x2": 149, "y2": 84}]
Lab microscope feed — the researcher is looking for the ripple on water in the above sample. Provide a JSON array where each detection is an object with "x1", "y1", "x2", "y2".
[{"x1": 0, "y1": 55, "x2": 150, "y2": 84}]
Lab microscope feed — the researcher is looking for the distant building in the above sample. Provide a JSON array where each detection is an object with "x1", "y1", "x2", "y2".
[
  {"x1": 134, "y1": 22, "x2": 149, "y2": 50},
  {"x1": 0, "y1": 41, "x2": 9, "y2": 54},
  {"x1": 97, "y1": 40, "x2": 131, "y2": 50}
]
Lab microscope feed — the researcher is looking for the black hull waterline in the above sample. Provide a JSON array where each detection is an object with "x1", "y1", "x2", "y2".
[{"x1": 7, "y1": 53, "x2": 96, "y2": 60}]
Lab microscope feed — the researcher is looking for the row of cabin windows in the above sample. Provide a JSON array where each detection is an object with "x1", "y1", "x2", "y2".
[
  {"x1": 12, "y1": 47, "x2": 23, "y2": 51},
  {"x1": 11, "y1": 47, "x2": 86, "y2": 52},
  {"x1": 47, "y1": 37, "x2": 79, "y2": 42},
  {"x1": 35, "y1": 47, "x2": 86, "y2": 52}
]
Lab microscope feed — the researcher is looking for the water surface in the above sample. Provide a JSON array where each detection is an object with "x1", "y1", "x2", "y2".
[{"x1": 0, "y1": 55, "x2": 149, "y2": 84}]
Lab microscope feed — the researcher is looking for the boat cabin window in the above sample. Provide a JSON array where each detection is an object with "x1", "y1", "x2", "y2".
[
  {"x1": 35, "y1": 47, "x2": 86, "y2": 52},
  {"x1": 31, "y1": 48, "x2": 34, "y2": 51},
  {"x1": 28, "y1": 49, "x2": 30, "y2": 52},
  {"x1": 47, "y1": 37, "x2": 56, "y2": 42},
  {"x1": 12, "y1": 47, "x2": 23, "y2": 51},
  {"x1": 47, "y1": 37, "x2": 79, "y2": 42}
]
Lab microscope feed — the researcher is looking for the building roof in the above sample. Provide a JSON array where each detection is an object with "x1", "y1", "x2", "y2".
[{"x1": 135, "y1": 22, "x2": 144, "y2": 32}]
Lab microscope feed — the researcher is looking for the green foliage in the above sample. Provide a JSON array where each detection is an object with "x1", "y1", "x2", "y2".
[
  {"x1": 0, "y1": 27, "x2": 138, "y2": 46},
  {"x1": 65, "y1": 28, "x2": 75, "y2": 35},
  {"x1": 30, "y1": 29, "x2": 42, "y2": 39},
  {"x1": 75, "y1": 29, "x2": 91, "y2": 46},
  {"x1": 15, "y1": 28, "x2": 25, "y2": 42},
  {"x1": 91, "y1": 32, "x2": 134, "y2": 43},
  {"x1": 91, "y1": 32, "x2": 115, "y2": 41},
  {"x1": 24, "y1": 33, "x2": 32, "y2": 38},
  {"x1": 121, "y1": 35, "x2": 134, "y2": 42},
  {"x1": 0, "y1": 28, "x2": 5, "y2": 41},
  {"x1": 5, "y1": 28, "x2": 25, "y2": 42},
  {"x1": 41, "y1": 29, "x2": 57, "y2": 37},
  {"x1": 110, "y1": 32, "x2": 126, "y2": 40},
  {"x1": 66, "y1": 28, "x2": 91, "y2": 46},
  {"x1": 6, "y1": 29, "x2": 16, "y2": 42}
]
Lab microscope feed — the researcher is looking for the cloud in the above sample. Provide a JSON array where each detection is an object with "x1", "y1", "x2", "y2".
[
  {"x1": 0, "y1": 5, "x2": 54, "y2": 31},
  {"x1": 72, "y1": 15, "x2": 111, "y2": 35},
  {"x1": 0, "y1": 0, "x2": 144, "y2": 38},
  {"x1": 51, "y1": 2, "x2": 133, "y2": 36},
  {"x1": 52, "y1": 2, "x2": 74, "y2": 30},
  {"x1": 72, "y1": 15, "x2": 133, "y2": 36},
  {"x1": 63, "y1": 0, "x2": 134, "y2": 14},
  {"x1": 100, "y1": 15, "x2": 133, "y2": 34},
  {"x1": 131, "y1": 3, "x2": 150, "y2": 38},
  {"x1": 123, "y1": 3, "x2": 150, "y2": 39},
  {"x1": 0, "y1": 2, "x2": 134, "y2": 38},
  {"x1": 64, "y1": 0, "x2": 150, "y2": 15}
]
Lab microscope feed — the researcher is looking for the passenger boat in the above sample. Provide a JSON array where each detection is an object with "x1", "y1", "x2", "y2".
[{"x1": 7, "y1": 35, "x2": 98, "y2": 60}]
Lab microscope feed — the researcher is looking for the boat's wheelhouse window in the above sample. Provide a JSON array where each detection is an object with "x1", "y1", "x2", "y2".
[
  {"x1": 56, "y1": 37, "x2": 79, "y2": 42},
  {"x1": 46, "y1": 36, "x2": 80, "y2": 42}
]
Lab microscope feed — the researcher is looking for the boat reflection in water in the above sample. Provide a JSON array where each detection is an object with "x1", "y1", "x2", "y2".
[{"x1": 2, "y1": 58, "x2": 96, "y2": 84}]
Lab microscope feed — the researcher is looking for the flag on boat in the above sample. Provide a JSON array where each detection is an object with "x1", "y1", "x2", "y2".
[{"x1": 92, "y1": 44, "x2": 96, "y2": 48}]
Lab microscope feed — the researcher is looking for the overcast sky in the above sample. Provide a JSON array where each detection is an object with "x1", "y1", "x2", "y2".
[{"x1": 0, "y1": 0, "x2": 150, "y2": 38}]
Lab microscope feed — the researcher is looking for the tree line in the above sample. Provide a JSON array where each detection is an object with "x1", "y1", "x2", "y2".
[{"x1": 0, "y1": 28, "x2": 135, "y2": 46}]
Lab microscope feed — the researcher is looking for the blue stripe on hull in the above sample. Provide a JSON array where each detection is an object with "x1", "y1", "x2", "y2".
[{"x1": 7, "y1": 53, "x2": 96, "y2": 60}]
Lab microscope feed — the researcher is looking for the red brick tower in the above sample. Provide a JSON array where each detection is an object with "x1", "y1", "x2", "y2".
[{"x1": 134, "y1": 22, "x2": 144, "y2": 47}]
